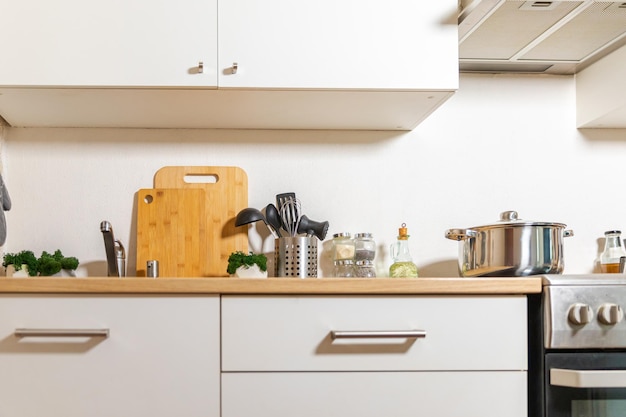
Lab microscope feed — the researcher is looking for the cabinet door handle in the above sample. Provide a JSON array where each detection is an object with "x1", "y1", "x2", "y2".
[
  {"x1": 330, "y1": 330, "x2": 426, "y2": 340},
  {"x1": 232, "y1": 62, "x2": 238, "y2": 74},
  {"x1": 15, "y1": 328, "x2": 110, "y2": 338},
  {"x1": 198, "y1": 61, "x2": 204, "y2": 74}
]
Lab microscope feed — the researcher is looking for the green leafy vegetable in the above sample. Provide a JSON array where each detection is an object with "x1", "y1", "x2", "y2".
[
  {"x1": 3, "y1": 249, "x2": 79, "y2": 277},
  {"x1": 2, "y1": 250, "x2": 38, "y2": 276},
  {"x1": 227, "y1": 251, "x2": 267, "y2": 275}
]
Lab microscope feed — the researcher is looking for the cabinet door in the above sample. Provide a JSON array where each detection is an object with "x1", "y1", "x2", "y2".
[
  {"x1": 0, "y1": 0, "x2": 217, "y2": 87},
  {"x1": 222, "y1": 371, "x2": 527, "y2": 417},
  {"x1": 0, "y1": 295, "x2": 220, "y2": 417},
  {"x1": 218, "y1": 0, "x2": 458, "y2": 89}
]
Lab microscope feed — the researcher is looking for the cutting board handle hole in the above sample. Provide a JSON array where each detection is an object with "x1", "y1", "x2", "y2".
[
  {"x1": 143, "y1": 194, "x2": 154, "y2": 204},
  {"x1": 184, "y1": 174, "x2": 219, "y2": 184}
]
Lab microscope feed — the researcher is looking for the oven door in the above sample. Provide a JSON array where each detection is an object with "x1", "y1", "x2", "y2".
[{"x1": 546, "y1": 352, "x2": 626, "y2": 417}]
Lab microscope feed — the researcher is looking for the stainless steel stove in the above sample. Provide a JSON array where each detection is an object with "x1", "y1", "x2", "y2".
[{"x1": 529, "y1": 275, "x2": 626, "y2": 417}]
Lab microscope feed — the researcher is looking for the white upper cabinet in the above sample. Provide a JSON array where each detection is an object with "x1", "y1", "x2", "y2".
[
  {"x1": 577, "y1": 44, "x2": 626, "y2": 128},
  {"x1": 0, "y1": 0, "x2": 458, "y2": 130},
  {"x1": 218, "y1": 0, "x2": 457, "y2": 90},
  {"x1": 0, "y1": 0, "x2": 217, "y2": 87}
]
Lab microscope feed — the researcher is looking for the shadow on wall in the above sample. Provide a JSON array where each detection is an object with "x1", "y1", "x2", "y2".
[{"x1": 418, "y1": 259, "x2": 460, "y2": 278}]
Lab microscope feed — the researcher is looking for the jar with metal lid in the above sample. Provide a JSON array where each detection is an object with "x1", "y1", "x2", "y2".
[
  {"x1": 355, "y1": 260, "x2": 376, "y2": 278},
  {"x1": 601, "y1": 230, "x2": 626, "y2": 273},
  {"x1": 334, "y1": 259, "x2": 355, "y2": 277},
  {"x1": 354, "y1": 232, "x2": 376, "y2": 261},
  {"x1": 332, "y1": 232, "x2": 355, "y2": 261}
]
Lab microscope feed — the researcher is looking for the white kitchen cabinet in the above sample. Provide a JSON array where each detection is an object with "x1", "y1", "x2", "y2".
[
  {"x1": 0, "y1": 0, "x2": 217, "y2": 87},
  {"x1": 0, "y1": 295, "x2": 220, "y2": 417},
  {"x1": 221, "y1": 295, "x2": 527, "y2": 417},
  {"x1": 218, "y1": 0, "x2": 457, "y2": 90},
  {"x1": 0, "y1": 0, "x2": 457, "y2": 130},
  {"x1": 577, "y1": 44, "x2": 626, "y2": 128}
]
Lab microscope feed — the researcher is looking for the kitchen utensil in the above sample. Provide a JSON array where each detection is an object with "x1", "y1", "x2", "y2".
[
  {"x1": 296, "y1": 215, "x2": 329, "y2": 240},
  {"x1": 153, "y1": 166, "x2": 248, "y2": 277},
  {"x1": 136, "y1": 188, "x2": 208, "y2": 277},
  {"x1": 279, "y1": 197, "x2": 301, "y2": 237},
  {"x1": 276, "y1": 192, "x2": 296, "y2": 212},
  {"x1": 264, "y1": 203, "x2": 283, "y2": 237},
  {"x1": 235, "y1": 207, "x2": 278, "y2": 238},
  {"x1": 445, "y1": 210, "x2": 574, "y2": 277},
  {"x1": 235, "y1": 208, "x2": 266, "y2": 227}
]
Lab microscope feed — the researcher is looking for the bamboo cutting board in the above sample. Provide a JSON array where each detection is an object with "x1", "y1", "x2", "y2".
[
  {"x1": 153, "y1": 166, "x2": 248, "y2": 277},
  {"x1": 136, "y1": 188, "x2": 208, "y2": 277}
]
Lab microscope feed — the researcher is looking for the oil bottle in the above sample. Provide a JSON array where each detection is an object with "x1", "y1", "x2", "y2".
[
  {"x1": 389, "y1": 223, "x2": 418, "y2": 278},
  {"x1": 600, "y1": 230, "x2": 626, "y2": 273}
]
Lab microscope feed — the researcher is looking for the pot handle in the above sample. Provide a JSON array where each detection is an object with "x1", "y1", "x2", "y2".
[
  {"x1": 564, "y1": 229, "x2": 574, "y2": 238},
  {"x1": 445, "y1": 228, "x2": 477, "y2": 241}
]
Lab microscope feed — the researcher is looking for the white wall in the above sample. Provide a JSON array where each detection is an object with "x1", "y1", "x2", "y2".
[{"x1": 3, "y1": 73, "x2": 625, "y2": 277}]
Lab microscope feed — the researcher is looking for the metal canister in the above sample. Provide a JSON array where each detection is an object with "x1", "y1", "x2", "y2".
[{"x1": 147, "y1": 260, "x2": 159, "y2": 278}]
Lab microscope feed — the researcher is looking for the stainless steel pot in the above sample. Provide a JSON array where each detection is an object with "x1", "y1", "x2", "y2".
[{"x1": 445, "y1": 211, "x2": 574, "y2": 277}]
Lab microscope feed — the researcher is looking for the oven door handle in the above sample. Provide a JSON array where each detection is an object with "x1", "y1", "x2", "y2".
[{"x1": 551, "y1": 368, "x2": 626, "y2": 388}]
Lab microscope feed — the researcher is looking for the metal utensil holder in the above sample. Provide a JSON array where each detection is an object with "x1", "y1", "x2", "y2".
[{"x1": 275, "y1": 237, "x2": 318, "y2": 278}]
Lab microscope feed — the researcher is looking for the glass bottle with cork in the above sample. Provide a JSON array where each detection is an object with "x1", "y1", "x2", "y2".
[
  {"x1": 600, "y1": 230, "x2": 626, "y2": 273},
  {"x1": 389, "y1": 223, "x2": 418, "y2": 278}
]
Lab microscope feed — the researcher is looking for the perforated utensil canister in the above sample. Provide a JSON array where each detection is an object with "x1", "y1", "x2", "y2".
[{"x1": 275, "y1": 236, "x2": 318, "y2": 278}]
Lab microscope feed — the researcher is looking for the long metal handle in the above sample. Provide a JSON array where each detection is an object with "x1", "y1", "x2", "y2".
[
  {"x1": 551, "y1": 368, "x2": 626, "y2": 388},
  {"x1": 330, "y1": 330, "x2": 426, "y2": 340},
  {"x1": 15, "y1": 328, "x2": 110, "y2": 338}
]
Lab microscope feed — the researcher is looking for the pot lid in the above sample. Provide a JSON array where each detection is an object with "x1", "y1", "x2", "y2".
[{"x1": 479, "y1": 210, "x2": 567, "y2": 229}]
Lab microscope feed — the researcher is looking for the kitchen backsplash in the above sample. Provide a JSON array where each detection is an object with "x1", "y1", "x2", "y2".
[{"x1": 2, "y1": 73, "x2": 625, "y2": 277}]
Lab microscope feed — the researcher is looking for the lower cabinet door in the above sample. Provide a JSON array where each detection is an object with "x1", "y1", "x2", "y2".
[
  {"x1": 222, "y1": 371, "x2": 527, "y2": 417},
  {"x1": 0, "y1": 295, "x2": 220, "y2": 417}
]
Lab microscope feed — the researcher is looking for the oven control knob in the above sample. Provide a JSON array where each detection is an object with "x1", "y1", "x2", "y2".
[
  {"x1": 568, "y1": 303, "x2": 593, "y2": 325},
  {"x1": 598, "y1": 303, "x2": 624, "y2": 325}
]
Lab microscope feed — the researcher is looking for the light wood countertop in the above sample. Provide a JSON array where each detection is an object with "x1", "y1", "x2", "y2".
[{"x1": 0, "y1": 277, "x2": 542, "y2": 294}]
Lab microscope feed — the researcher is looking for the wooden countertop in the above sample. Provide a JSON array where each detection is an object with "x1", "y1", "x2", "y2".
[{"x1": 0, "y1": 277, "x2": 542, "y2": 294}]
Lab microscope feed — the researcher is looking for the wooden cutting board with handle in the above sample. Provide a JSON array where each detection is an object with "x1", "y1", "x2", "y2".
[
  {"x1": 136, "y1": 188, "x2": 208, "y2": 277},
  {"x1": 153, "y1": 166, "x2": 248, "y2": 277}
]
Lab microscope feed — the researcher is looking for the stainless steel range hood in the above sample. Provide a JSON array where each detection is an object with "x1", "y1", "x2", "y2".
[{"x1": 459, "y1": 0, "x2": 626, "y2": 74}]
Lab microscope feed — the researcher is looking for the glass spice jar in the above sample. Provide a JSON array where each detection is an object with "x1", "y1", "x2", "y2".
[
  {"x1": 601, "y1": 230, "x2": 626, "y2": 273},
  {"x1": 334, "y1": 259, "x2": 355, "y2": 277},
  {"x1": 354, "y1": 233, "x2": 376, "y2": 262},
  {"x1": 355, "y1": 260, "x2": 376, "y2": 278},
  {"x1": 332, "y1": 232, "x2": 355, "y2": 261}
]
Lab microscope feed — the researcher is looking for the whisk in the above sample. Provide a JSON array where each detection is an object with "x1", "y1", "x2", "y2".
[{"x1": 279, "y1": 197, "x2": 302, "y2": 237}]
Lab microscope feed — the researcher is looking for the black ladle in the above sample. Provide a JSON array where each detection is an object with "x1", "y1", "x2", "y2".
[
  {"x1": 235, "y1": 207, "x2": 278, "y2": 238},
  {"x1": 265, "y1": 204, "x2": 283, "y2": 237}
]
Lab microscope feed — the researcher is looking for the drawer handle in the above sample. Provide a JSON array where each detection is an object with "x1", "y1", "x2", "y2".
[
  {"x1": 15, "y1": 328, "x2": 110, "y2": 338},
  {"x1": 330, "y1": 330, "x2": 426, "y2": 340}
]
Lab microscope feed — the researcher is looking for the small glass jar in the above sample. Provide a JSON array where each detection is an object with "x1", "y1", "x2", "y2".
[
  {"x1": 334, "y1": 259, "x2": 355, "y2": 277},
  {"x1": 601, "y1": 230, "x2": 626, "y2": 273},
  {"x1": 354, "y1": 260, "x2": 376, "y2": 278},
  {"x1": 332, "y1": 232, "x2": 355, "y2": 261},
  {"x1": 354, "y1": 232, "x2": 376, "y2": 261}
]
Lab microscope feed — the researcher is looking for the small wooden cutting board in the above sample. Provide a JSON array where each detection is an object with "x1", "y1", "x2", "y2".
[{"x1": 136, "y1": 188, "x2": 208, "y2": 277}]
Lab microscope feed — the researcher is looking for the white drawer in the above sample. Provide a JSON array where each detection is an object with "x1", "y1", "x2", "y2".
[
  {"x1": 0, "y1": 295, "x2": 220, "y2": 417},
  {"x1": 221, "y1": 295, "x2": 527, "y2": 371},
  {"x1": 222, "y1": 371, "x2": 527, "y2": 417}
]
